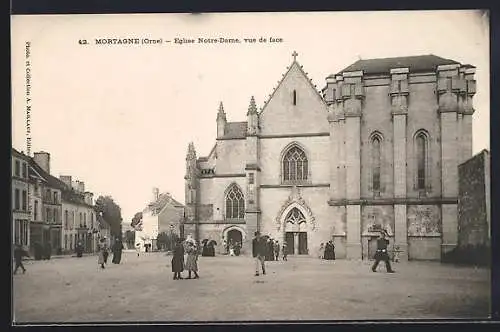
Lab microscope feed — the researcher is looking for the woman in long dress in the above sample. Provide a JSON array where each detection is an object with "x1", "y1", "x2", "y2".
[
  {"x1": 185, "y1": 242, "x2": 199, "y2": 279},
  {"x1": 318, "y1": 243, "x2": 325, "y2": 259},
  {"x1": 171, "y1": 239, "x2": 185, "y2": 280},
  {"x1": 112, "y1": 238, "x2": 124, "y2": 264}
]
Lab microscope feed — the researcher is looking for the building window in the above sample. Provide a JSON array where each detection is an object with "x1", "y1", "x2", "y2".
[
  {"x1": 22, "y1": 190, "x2": 27, "y2": 211},
  {"x1": 350, "y1": 83, "x2": 356, "y2": 96},
  {"x1": 22, "y1": 163, "x2": 27, "y2": 178},
  {"x1": 53, "y1": 208, "x2": 58, "y2": 223},
  {"x1": 53, "y1": 192, "x2": 58, "y2": 204},
  {"x1": 283, "y1": 145, "x2": 308, "y2": 182},
  {"x1": 371, "y1": 135, "x2": 382, "y2": 194},
  {"x1": 72, "y1": 211, "x2": 75, "y2": 229},
  {"x1": 248, "y1": 173, "x2": 254, "y2": 185},
  {"x1": 91, "y1": 213, "x2": 94, "y2": 229},
  {"x1": 292, "y1": 90, "x2": 297, "y2": 105},
  {"x1": 65, "y1": 210, "x2": 69, "y2": 229},
  {"x1": 414, "y1": 130, "x2": 430, "y2": 192},
  {"x1": 285, "y1": 208, "x2": 306, "y2": 225},
  {"x1": 14, "y1": 188, "x2": 20, "y2": 210},
  {"x1": 225, "y1": 184, "x2": 245, "y2": 219},
  {"x1": 15, "y1": 160, "x2": 20, "y2": 177},
  {"x1": 80, "y1": 212, "x2": 83, "y2": 226},
  {"x1": 46, "y1": 208, "x2": 51, "y2": 223},
  {"x1": 46, "y1": 189, "x2": 51, "y2": 202},
  {"x1": 84, "y1": 213, "x2": 87, "y2": 227},
  {"x1": 34, "y1": 200, "x2": 38, "y2": 220}
]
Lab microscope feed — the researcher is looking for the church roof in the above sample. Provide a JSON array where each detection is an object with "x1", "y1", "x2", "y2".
[
  {"x1": 330, "y1": 54, "x2": 463, "y2": 77},
  {"x1": 261, "y1": 52, "x2": 326, "y2": 112},
  {"x1": 220, "y1": 121, "x2": 247, "y2": 139}
]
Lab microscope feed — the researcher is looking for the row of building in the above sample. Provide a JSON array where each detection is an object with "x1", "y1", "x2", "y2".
[{"x1": 11, "y1": 148, "x2": 111, "y2": 255}]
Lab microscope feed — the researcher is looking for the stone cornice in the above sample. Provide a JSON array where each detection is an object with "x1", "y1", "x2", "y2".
[
  {"x1": 245, "y1": 164, "x2": 261, "y2": 171},
  {"x1": 261, "y1": 184, "x2": 330, "y2": 189},
  {"x1": 327, "y1": 197, "x2": 458, "y2": 206}
]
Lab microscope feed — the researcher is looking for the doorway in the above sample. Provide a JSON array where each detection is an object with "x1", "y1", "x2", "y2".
[
  {"x1": 227, "y1": 229, "x2": 242, "y2": 246},
  {"x1": 285, "y1": 232, "x2": 308, "y2": 255}
]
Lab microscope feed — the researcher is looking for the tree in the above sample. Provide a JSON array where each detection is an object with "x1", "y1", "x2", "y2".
[
  {"x1": 95, "y1": 195, "x2": 123, "y2": 239},
  {"x1": 131, "y1": 212, "x2": 143, "y2": 229}
]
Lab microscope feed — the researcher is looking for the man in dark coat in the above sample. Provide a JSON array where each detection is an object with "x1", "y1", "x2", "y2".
[
  {"x1": 112, "y1": 238, "x2": 124, "y2": 264},
  {"x1": 75, "y1": 241, "x2": 84, "y2": 258},
  {"x1": 13, "y1": 244, "x2": 29, "y2": 274},
  {"x1": 252, "y1": 231, "x2": 266, "y2": 276},
  {"x1": 371, "y1": 232, "x2": 395, "y2": 273},
  {"x1": 172, "y1": 238, "x2": 185, "y2": 280}
]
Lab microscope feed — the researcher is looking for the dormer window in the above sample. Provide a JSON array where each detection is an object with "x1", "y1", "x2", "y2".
[{"x1": 293, "y1": 90, "x2": 297, "y2": 105}]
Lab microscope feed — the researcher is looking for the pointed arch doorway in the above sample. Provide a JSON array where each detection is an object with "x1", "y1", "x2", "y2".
[{"x1": 283, "y1": 207, "x2": 309, "y2": 255}]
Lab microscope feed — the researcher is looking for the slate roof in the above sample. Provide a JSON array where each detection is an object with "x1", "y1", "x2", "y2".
[
  {"x1": 144, "y1": 193, "x2": 184, "y2": 215},
  {"x1": 220, "y1": 121, "x2": 247, "y2": 139},
  {"x1": 12, "y1": 147, "x2": 94, "y2": 208},
  {"x1": 330, "y1": 55, "x2": 465, "y2": 77}
]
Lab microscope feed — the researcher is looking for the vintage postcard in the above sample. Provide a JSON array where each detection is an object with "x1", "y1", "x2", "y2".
[{"x1": 11, "y1": 10, "x2": 491, "y2": 323}]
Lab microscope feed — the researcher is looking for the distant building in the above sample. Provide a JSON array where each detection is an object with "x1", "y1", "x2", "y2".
[
  {"x1": 135, "y1": 188, "x2": 184, "y2": 251},
  {"x1": 11, "y1": 149, "x2": 31, "y2": 248},
  {"x1": 458, "y1": 150, "x2": 491, "y2": 248},
  {"x1": 59, "y1": 176, "x2": 98, "y2": 253}
]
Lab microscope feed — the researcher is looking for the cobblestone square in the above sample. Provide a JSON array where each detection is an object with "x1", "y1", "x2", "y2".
[{"x1": 13, "y1": 252, "x2": 490, "y2": 323}]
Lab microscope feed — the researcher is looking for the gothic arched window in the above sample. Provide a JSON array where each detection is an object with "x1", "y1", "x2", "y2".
[
  {"x1": 285, "y1": 207, "x2": 306, "y2": 225},
  {"x1": 293, "y1": 90, "x2": 297, "y2": 105},
  {"x1": 416, "y1": 133, "x2": 427, "y2": 190},
  {"x1": 371, "y1": 136, "x2": 382, "y2": 193},
  {"x1": 225, "y1": 184, "x2": 245, "y2": 219},
  {"x1": 282, "y1": 145, "x2": 308, "y2": 183}
]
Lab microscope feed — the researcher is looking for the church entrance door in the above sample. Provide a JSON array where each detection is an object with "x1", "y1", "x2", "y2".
[
  {"x1": 285, "y1": 232, "x2": 294, "y2": 254},
  {"x1": 298, "y1": 232, "x2": 308, "y2": 255},
  {"x1": 284, "y1": 232, "x2": 308, "y2": 255},
  {"x1": 227, "y1": 229, "x2": 242, "y2": 246}
]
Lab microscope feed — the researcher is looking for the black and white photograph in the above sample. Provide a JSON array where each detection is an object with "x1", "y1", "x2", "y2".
[{"x1": 10, "y1": 10, "x2": 491, "y2": 323}]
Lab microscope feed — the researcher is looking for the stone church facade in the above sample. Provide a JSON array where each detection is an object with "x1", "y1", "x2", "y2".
[{"x1": 184, "y1": 53, "x2": 477, "y2": 261}]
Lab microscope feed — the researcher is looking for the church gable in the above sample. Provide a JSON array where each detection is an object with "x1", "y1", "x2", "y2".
[{"x1": 260, "y1": 55, "x2": 329, "y2": 135}]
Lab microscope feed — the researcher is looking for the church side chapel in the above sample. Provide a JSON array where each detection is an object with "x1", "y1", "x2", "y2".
[{"x1": 183, "y1": 52, "x2": 476, "y2": 261}]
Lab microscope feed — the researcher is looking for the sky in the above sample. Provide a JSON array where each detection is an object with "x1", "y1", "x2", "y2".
[{"x1": 11, "y1": 10, "x2": 490, "y2": 226}]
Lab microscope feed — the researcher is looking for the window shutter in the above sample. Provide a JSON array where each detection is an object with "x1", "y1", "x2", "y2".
[{"x1": 437, "y1": 78, "x2": 448, "y2": 93}]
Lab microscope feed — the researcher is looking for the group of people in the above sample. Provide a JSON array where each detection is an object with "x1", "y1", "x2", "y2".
[
  {"x1": 263, "y1": 237, "x2": 288, "y2": 261},
  {"x1": 171, "y1": 238, "x2": 200, "y2": 280},
  {"x1": 97, "y1": 237, "x2": 125, "y2": 269},
  {"x1": 318, "y1": 240, "x2": 336, "y2": 260}
]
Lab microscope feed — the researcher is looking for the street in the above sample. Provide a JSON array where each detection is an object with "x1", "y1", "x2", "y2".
[{"x1": 13, "y1": 252, "x2": 490, "y2": 322}]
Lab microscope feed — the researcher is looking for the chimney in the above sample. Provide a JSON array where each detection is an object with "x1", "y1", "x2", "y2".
[
  {"x1": 153, "y1": 187, "x2": 159, "y2": 202},
  {"x1": 33, "y1": 152, "x2": 50, "y2": 174},
  {"x1": 60, "y1": 175, "x2": 72, "y2": 188}
]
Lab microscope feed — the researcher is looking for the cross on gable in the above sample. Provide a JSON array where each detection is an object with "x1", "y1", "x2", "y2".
[{"x1": 292, "y1": 51, "x2": 298, "y2": 61}]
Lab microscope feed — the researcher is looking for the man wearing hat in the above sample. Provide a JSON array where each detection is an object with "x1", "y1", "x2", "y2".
[
  {"x1": 252, "y1": 231, "x2": 267, "y2": 276},
  {"x1": 371, "y1": 231, "x2": 395, "y2": 273}
]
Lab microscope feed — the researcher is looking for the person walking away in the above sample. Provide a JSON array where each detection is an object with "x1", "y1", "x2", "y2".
[
  {"x1": 13, "y1": 244, "x2": 29, "y2": 274},
  {"x1": 282, "y1": 242, "x2": 288, "y2": 261},
  {"x1": 102, "y1": 237, "x2": 109, "y2": 264},
  {"x1": 135, "y1": 243, "x2": 141, "y2": 257},
  {"x1": 253, "y1": 231, "x2": 266, "y2": 276},
  {"x1": 98, "y1": 238, "x2": 108, "y2": 269},
  {"x1": 274, "y1": 240, "x2": 280, "y2": 261},
  {"x1": 318, "y1": 243, "x2": 325, "y2": 259},
  {"x1": 112, "y1": 238, "x2": 124, "y2": 264},
  {"x1": 172, "y1": 238, "x2": 185, "y2": 280},
  {"x1": 185, "y1": 241, "x2": 199, "y2": 279},
  {"x1": 331, "y1": 240, "x2": 336, "y2": 260},
  {"x1": 371, "y1": 232, "x2": 395, "y2": 273}
]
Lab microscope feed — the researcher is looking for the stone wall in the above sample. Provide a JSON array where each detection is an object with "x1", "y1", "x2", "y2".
[{"x1": 458, "y1": 150, "x2": 490, "y2": 247}]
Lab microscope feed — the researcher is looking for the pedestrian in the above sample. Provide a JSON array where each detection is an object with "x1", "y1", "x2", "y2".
[
  {"x1": 274, "y1": 240, "x2": 280, "y2": 261},
  {"x1": 282, "y1": 242, "x2": 288, "y2": 261},
  {"x1": 318, "y1": 243, "x2": 325, "y2": 259},
  {"x1": 75, "y1": 241, "x2": 84, "y2": 258},
  {"x1": 393, "y1": 245, "x2": 401, "y2": 263},
  {"x1": 266, "y1": 238, "x2": 274, "y2": 261},
  {"x1": 98, "y1": 238, "x2": 108, "y2": 269},
  {"x1": 185, "y1": 241, "x2": 200, "y2": 279},
  {"x1": 371, "y1": 231, "x2": 395, "y2": 273},
  {"x1": 135, "y1": 243, "x2": 141, "y2": 257},
  {"x1": 234, "y1": 241, "x2": 241, "y2": 256},
  {"x1": 229, "y1": 242, "x2": 235, "y2": 256},
  {"x1": 13, "y1": 244, "x2": 29, "y2": 274},
  {"x1": 102, "y1": 237, "x2": 109, "y2": 264},
  {"x1": 331, "y1": 240, "x2": 336, "y2": 260},
  {"x1": 172, "y1": 238, "x2": 185, "y2": 280},
  {"x1": 112, "y1": 238, "x2": 124, "y2": 264},
  {"x1": 252, "y1": 231, "x2": 266, "y2": 276}
]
